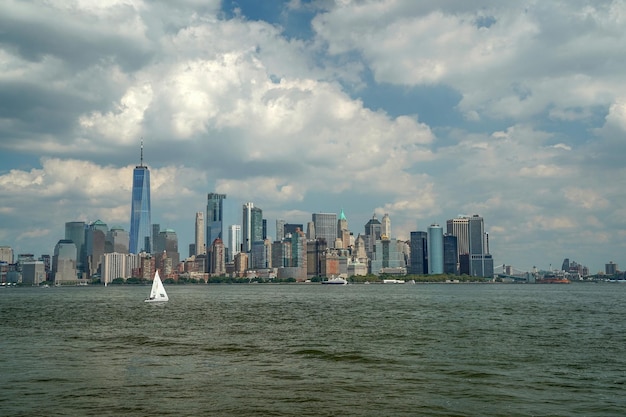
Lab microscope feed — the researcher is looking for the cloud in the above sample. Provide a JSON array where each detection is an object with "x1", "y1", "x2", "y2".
[{"x1": 1, "y1": 0, "x2": 626, "y2": 273}]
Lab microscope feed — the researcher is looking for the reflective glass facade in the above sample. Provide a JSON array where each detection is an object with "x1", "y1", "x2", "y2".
[{"x1": 129, "y1": 166, "x2": 152, "y2": 254}]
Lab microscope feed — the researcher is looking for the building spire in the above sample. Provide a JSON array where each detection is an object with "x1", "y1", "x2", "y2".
[{"x1": 140, "y1": 138, "x2": 144, "y2": 167}]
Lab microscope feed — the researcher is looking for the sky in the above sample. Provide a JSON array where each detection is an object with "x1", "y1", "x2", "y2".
[{"x1": 1, "y1": 0, "x2": 626, "y2": 274}]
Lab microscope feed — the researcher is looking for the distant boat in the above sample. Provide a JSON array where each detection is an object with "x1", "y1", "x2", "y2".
[
  {"x1": 145, "y1": 271, "x2": 169, "y2": 303},
  {"x1": 322, "y1": 277, "x2": 348, "y2": 285},
  {"x1": 537, "y1": 273, "x2": 570, "y2": 284}
]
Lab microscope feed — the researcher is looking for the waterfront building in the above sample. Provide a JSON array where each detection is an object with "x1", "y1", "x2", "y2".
[
  {"x1": 606, "y1": 262, "x2": 618, "y2": 275},
  {"x1": 251, "y1": 239, "x2": 272, "y2": 269},
  {"x1": 101, "y1": 252, "x2": 128, "y2": 284},
  {"x1": 447, "y1": 215, "x2": 493, "y2": 277},
  {"x1": 427, "y1": 224, "x2": 444, "y2": 274},
  {"x1": 347, "y1": 258, "x2": 368, "y2": 277},
  {"x1": 85, "y1": 220, "x2": 108, "y2": 277},
  {"x1": 52, "y1": 239, "x2": 77, "y2": 284},
  {"x1": 195, "y1": 212, "x2": 205, "y2": 255},
  {"x1": 64, "y1": 221, "x2": 86, "y2": 274},
  {"x1": 210, "y1": 238, "x2": 226, "y2": 275},
  {"x1": 409, "y1": 231, "x2": 428, "y2": 275},
  {"x1": 307, "y1": 238, "x2": 328, "y2": 278},
  {"x1": 22, "y1": 261, "x2": 46, "y2": 285},
  {"x1": 228, "y1": 224, "x2": 242, "y2": 262},
  {"x1": 0, "y1": 246, "x2": 13, "y2": 264},
  {"x1": 313, "y1": 212, "x2": 337, "y2": 248},
  {"x1": 129, "y1": 141, "x2": 152, "y2": 254},
  {"x1": 370, "y1": 238, "x2": 406, "y2": 276},
  {"x1": 443, "y1": 234, "x2": 458, "y2": 275},
  {"x1": 234, "y1": 252, "x2": 248, "y2": 277},
  {"x1": 446, "y1": 216, "x2": 469, "y2": 256},
  {"x1": 207, "y1": 193, "x2": 226, "y2": 250}
]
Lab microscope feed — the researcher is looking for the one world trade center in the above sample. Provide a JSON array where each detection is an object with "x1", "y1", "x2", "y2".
[{"x1": 129, "y1": 141, "x2": 152, "y2": 254}]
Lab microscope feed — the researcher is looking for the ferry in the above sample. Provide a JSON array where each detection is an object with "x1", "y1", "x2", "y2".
[{"x1": 536, "y1": 273, "x2": 570, "y2": 284}]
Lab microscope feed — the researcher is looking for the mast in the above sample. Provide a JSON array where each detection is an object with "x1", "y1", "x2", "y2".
[{"x1": 140, "y1": 138, "x2": 144, "y2": 167}]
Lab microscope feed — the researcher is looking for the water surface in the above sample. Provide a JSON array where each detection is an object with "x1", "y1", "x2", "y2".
[{"x1": 1, "y1": 283, "x2": 625, "y2": 416}]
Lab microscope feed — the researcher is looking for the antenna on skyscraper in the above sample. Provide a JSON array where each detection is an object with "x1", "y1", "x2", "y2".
[{"x1": 140, "y1": 138, "x2": 144, "y2": 167}]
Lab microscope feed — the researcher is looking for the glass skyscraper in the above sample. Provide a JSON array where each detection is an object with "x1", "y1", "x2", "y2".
[
  {"x1": 129, "y1": 143, "x2": 152, "y2": 254},
  {"x1": 427, "y1": 224, "x2": 444, "y2": 274},
  {"x1": 207, "y1": 193, "x2": 226, "y2": 248},
  {"x1": 313, "y1": 212, "x2": 337, "y2": 248}
]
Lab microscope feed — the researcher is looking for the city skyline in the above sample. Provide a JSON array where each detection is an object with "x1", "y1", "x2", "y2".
[{"x1": 1, "y1": 1, "x2": 626, "y2": 273}]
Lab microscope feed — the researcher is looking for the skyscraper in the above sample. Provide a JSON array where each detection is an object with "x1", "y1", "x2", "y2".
[
  {"x1": 228, "y1": 224, "x2": 242, "y2": 262},
  {"x1": 64, "y1": 221, "x2": 86, "y2": 274},
  {"x1": 206, "y1": 193, "x2": 226, "y2": 248},
  {"x1": 195, "y1": 212, "x2": 205, "y2": 255},
  {"x1": 129, "y1": 142, "x2": 152, "y2": 254},
  {"x1": 443, "y1": 234, "x2": 458, "y2": 275},
  {"x1": 409, "y1": 231, "x2": 428, "y2": 275},
  {"x1": 52, "y1": 239, "x2": 77, "y2": 284},
  {"x1": 276, "y1": 219, "x2": 286, "y2": 241},
  {"x1": 313, "y1": 212, "x2": 337, "y2": 248},
  {"x1": 427, "y1": 224, "x2": 444, "y2": 274},
  {"x1": 448, "y1": 214, "x2": 493, "y2": 277},
  {"x1": 381, "y1": 213, "x2": 391, "y2": 239},
  {"x1": 242, "y1": 203, "x2": 263, "y2": 252}
]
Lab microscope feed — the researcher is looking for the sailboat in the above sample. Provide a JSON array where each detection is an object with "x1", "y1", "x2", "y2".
[{"x1": 145, "y1": 270, "x2": 168, "y2": 303}]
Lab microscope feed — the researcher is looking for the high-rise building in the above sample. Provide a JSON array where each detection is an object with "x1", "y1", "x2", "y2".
[
  {"x1": 337, "y1": 209, "x2": 348, "y2": 237},
  {"x1": 313, "y1": 212, "x2": 337, "y2": 248},
  {"x1": 306, "y1": 221, "x2": 315, "y2": 240},
  {"x1": 447, "y1": 215, "x2": 493, "y2": 277},
  {"x1": 0, "y1": 246, "x2": 14, "y2": 264},
  {"x1": 381, "y1": 213, "x2": 391, "y2": 239},
  {"x1": 409, "y1": 231, "x2": 428, "y2": 275},
  {"x1": 427, "y1": 224, "x2": 444, "y2": 274},
  {"x1": 85, "y1": 220, "x2": 108, "y2": 277},
  {"x1": 228, "y1": 224, "x2": 242, "y2": 262},
  {"x1": 101, "y1": 252, "x2": 129, "y2": 284},
  {"x1": 242, "y1": 203, "x2": 263, "y2": 252},
  {"x1": 152, "y1": 224, "x2": 161, "y2": 253},
  {"x1": 370, "y1": 238, "x2": 405, "y2": 275},
  {"x1": 52, "y1": 239, "x2": 77, "y2": 284},
  {"x1": 129, "y1": 142, "x2": 152, "y2": 254},
  {"x1": 195, "y1": 212, "x2": 205, "y2": 255},
  {"x1": 22, "y1": 261, "x2": 46, "y2": 285},
  {"x1": 206, "y1": 193, "x2": 226, "y2": 248},
  {"x1": 251, "y1": 239, "x2": 272, "y2": 269},
  {"x1": 276, "y1": 219, "x2": 286, "y2": 241},
  {"x1": 443, "y1": 234, "x2": 458, "y2": 275},
  {"x1": 65, "y1": 221, "x2": 86, "y2": 274},
  {"x1": 337, "y1": 209, "x2": 350, "y2": 250},
  {"x1": 156, "y1": 229, "x2": 179, "y2": 267},
  {"x1": 605, "y1": 262, "x2": 618, "y2": 275},
  {"x1": 106, "y1": 227, "x2": 129, "y2": 254},
  {"x1": 210, "y1": 238, "x2": 226, "y2": 275},
  {"x1": 446, "y1": 216, "x2": 469, "y2": 256},
  {"x1": 364, "y1": 215, "x2": 382, "y2": 257}
]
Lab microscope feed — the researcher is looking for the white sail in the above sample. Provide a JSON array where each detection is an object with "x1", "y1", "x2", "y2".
[{"x1": 145, "y1": 270, "x2": 168, "y2": 303}]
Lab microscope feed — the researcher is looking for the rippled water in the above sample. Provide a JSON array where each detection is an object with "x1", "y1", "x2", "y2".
[{"x1": 1, "y1": 283, "x2": 625, "y2": 416}]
